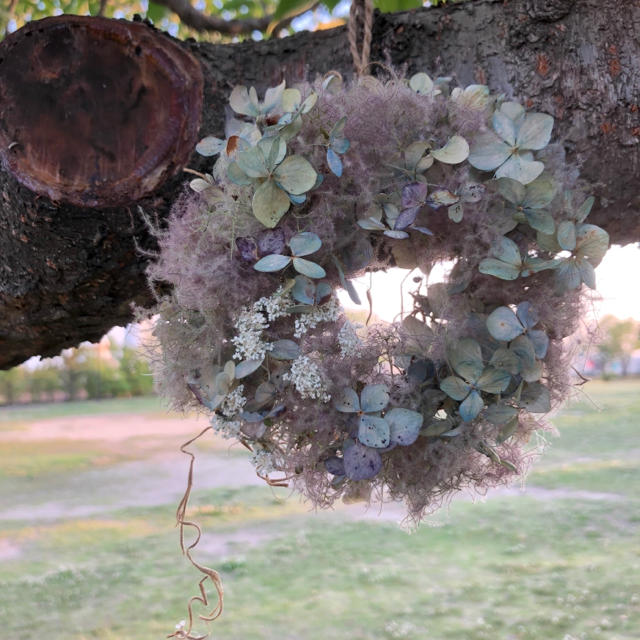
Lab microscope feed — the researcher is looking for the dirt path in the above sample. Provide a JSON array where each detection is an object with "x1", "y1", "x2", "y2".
[
  {"x1": 3, "y1": 452, "x2": 623, "y2": 523},
  {"x1": 0, "y1": 410, "x2": 239, "y2": 451},
  {"x1": 0, "y1": 449, "x2": 263, "y2": 521},
  {"x1": 0, "y1": 410, "x2": 266, "y2": 522},
  {"x1": 0, "y1": 409, "x2": 628, "y2": 558}
]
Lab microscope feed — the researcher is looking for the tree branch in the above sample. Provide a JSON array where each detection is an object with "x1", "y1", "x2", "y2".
[
  {"x1": 152, "y1": 0, "x2": 316, "y2": 36},
  {"x1": 2, "y1": 1, "x2": 640, "y2": 368},
  {"x1": 152, "y1": 0, "x2": 273, "y2": 35}
]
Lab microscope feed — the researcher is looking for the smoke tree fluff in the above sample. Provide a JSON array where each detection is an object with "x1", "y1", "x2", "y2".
[{"x1": 148, "y1": 71, "x2": 610, "y2": 524}]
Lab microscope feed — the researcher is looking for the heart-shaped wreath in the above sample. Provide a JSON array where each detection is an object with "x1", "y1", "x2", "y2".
[{"x1": 147, "y1": 70, "x2": 608, "y2": 522}]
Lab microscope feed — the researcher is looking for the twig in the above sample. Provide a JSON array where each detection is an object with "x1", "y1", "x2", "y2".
[
  {"x1": 366, "y1": 271, "x2": 373, "y2": 325},
  {"x1": 257, "y1": 470, "x2": 291, "y2": 488},
  {"x1": 183, "y1": 168, "x2": 210, "y2": 180},
  {"x1": 571, "y1": 366, "x2": 590, "y2": 386}
]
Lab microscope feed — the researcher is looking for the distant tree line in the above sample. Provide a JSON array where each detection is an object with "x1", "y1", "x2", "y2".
[
  {"x1": 2, "y1": 314, "x2": 637, "y2": 404},
  {"x1": 594, "y1": 316, "x2": 640, "y2": 378},
  {"x1": 0, "y1": 343, "x2": 154, "y2": 405}
]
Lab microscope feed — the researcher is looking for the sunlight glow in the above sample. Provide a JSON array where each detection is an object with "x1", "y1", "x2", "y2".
[
  {"x1": 592, "y1": 244, "x2": 640, "y2": 320},
  {"x1": 337, "y1": 244, "x2": 640, "y2": 323},
  {"x1": 337, "y1": 261, "x2": 453, "y2": 323}
]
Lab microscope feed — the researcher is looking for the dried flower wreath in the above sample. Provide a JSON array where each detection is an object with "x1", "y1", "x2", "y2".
[{"x1": 145, "y1": 70, "x2": 609, "y2": 638}]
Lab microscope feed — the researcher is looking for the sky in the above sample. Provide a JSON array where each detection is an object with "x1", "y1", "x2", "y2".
[
  {"x1": 337, "y1": 244, "x2": 640, "y2": 324},
  {"x1": 104, "y1": 243, "x2": 640, "y2": 347},
  {"x1": 22, "y1": 242, "x2": 634, "y2": 371},
  {"x1": 591, "y1": 245, "x2": 640, "y2": 320},
  {"x1": 103, "y1": 244, "x2": 640, "y2": 355}
]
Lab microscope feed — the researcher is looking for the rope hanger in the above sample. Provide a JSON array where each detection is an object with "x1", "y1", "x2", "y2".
[{"x1": 348, "y1": 0, "x2": 374, "y2": 76}]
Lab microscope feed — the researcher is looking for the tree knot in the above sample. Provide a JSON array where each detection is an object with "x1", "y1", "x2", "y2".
[{"x1": 526, "y1": 0, "x2": 577, "y2": 22}]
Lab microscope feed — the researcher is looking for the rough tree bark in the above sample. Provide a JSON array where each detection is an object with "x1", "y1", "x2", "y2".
[{"x1": 1, "y1": 0, "x2": 639, "y2": 369}]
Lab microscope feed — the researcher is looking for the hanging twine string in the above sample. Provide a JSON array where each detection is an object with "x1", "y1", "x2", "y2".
[
  {"x1": 348, "y1": 0, "x2": 374, "y2": 76},
  {"x1": 167, "y1": 421, "x2": 291, "y2": 639},
  {"x1": 167, "y1": 426, "x2": 224, "y2": 640}
]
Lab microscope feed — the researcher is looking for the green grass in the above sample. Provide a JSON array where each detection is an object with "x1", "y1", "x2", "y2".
[
  {"x1": 0, "y1": 439, "x2": 128, "y2": 478},
  {"x1": 211, "y1": 499, "x2": 639, "y2": 640},
  {"x1": 0, "y1": 395, "x2": 166, "y2": 426},
  {"x1": 542, "y1": 380, "x2": 640, "y2": 461},
  {"x1": 0, "y1": 394, "x2": 200, "y2": 477},
  {"x1": 528, "y1": 378, "x2": 640, "y2": 497},
  {"x1": 529, "y1": 460, "x2": 639, "y2": 496},
  {"x1": 2, "y1": 493, "x2": 638, "y2": 640},
  {"x1": 0, "y1": 383, "x2": 639, "y2": 640}
]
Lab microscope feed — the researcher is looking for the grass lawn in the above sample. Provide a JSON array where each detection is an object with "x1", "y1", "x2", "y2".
[
  {"x1": 0, "y1": 381, "x2": 638, "y2": 640},
  {"x1": 0, "y1": 395, "x2": 167, "y2": 427}
]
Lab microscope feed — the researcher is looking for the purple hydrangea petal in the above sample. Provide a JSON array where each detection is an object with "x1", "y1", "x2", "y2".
[
  {"x1": 324, "y1": 456, "x2": 346, "y2": 476},
  {"x1": 394, "y1": 207, "x2": 419, "y2": 230},
  {"x1": 343, "y1": 442, "x2": 383, "y2": 480},
  {"x1": 402, "y1": 182, "x2": 428, "y2": 208},
  {"x1": 235, "y1": 236, "x2": 258, "y2": 262},
  {"x1": 257, "y1": 228, "x2": 286, "y2": 256}
]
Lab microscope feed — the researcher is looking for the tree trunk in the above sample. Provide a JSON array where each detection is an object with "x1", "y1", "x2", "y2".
[
  {"x1": 1, "y1": 0, "x2": 639, "y2": 368},
  {"x1": 621, "y1": 355, "x2": 630, "y2": 377}
]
